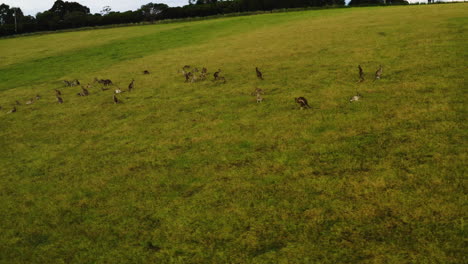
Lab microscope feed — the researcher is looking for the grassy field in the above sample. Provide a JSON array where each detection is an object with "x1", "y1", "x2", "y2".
[{"x1": 0, "y1": 4, "x2": 466, "y2": 263}]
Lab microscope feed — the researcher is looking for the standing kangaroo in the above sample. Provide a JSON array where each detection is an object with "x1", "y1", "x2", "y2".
[
  {"x1": 128, "y1": 79, "x2": 135, "y2": 92},
  {"x1": 213, "y1": 69, "x2": 221, "y2": 81},
  {"x1": 256, "y1": 67, "x2": 264, "y2": 80},
  {"x1": 256, "y1": 92, "x2": 263, "y2": 103},
  {"x1": 375, "y1": 65, "x2": 383, "y2": 80},
  {"x1": 358, "y1": 65, "x2": 364, "y2": 82}
]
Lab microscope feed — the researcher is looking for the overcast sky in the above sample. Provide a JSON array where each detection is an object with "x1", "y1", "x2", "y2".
[{"x1": 1, "y1": 0, "x2": 188, "y2": 16}]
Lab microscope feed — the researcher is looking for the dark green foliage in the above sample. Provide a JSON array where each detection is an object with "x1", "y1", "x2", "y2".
[
  {"x1": 349, "y1": 0, "x2": 408, "y2": 5},
  {"x1": 139, "y1": 3, "x2": 169, "y2": 22},
  {"x1": 49, "y1": 0, "x2": 90, "y2": 18},
  {"x1": 0, "y1": 0, "x2": 347, "y2": 36}
]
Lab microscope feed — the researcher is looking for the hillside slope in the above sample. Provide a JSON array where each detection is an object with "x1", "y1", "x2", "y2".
[{"x1": 0, "y1": 4, "x2": 466, "y2": 263}]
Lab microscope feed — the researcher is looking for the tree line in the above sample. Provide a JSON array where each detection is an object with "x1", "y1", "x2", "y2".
[{"x1": 0, "y1": 0, "x2": 408, "y2": 36}]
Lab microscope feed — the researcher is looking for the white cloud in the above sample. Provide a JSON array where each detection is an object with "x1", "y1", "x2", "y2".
[{"x1": 1, "y1": 0, "x2": 188, "y2": 16}]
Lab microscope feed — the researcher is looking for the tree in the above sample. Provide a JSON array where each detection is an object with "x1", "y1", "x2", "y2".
[
  {"x1": 63, "y1": 11, "x2": 87, "y2": 28},
  {"x1": 189, "y1": 0, "x2": 219, "y2": 4},
  {"x1": 348, "y1": 0, "x2": 383, "y2": 5},
  {"x1": 101, "y1": 6, "x2": 112, "y2": 16},
  {"x1": 36, "y1": 11, "x2": 61, "y2": 30},
  {"x1": 0, "y1": 4, "x2": 10, "y2": 25},
  {"x1": 388, "y1": 0, "x2": 408, "y2": 4},
  {"x1": 139, "y1": 3, "x2": 169, "y2": 21},
  {"x1": 49, "y1": 0, "x2": 90, "y2": 19}
]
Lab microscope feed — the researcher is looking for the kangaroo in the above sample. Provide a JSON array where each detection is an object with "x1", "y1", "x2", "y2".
[
  {"x1": 375, "y1": 65, "x2": 383, "y2": 80},
  {"x1": 213, "y1": 69, "x2": 221, "y2": 81},
  {"x1": 56, "y1": 96, "x2": 63, "y2": 104},
  {"x1": 256, "y1": 67, "x2": 264, "y2": 80},
  {"x1": 7, "y1": 106, "x2": 16, "y2": 113},
  {"x1": 81, "y1": 86, "x2": 89, "y2": 96},
  {"x1": 349, "y1": 93, "x2": 362, "y2": 102},
  {"x1": 128, "y1": 79, "x2": 135, "y2": 92},
  {"x1": 185, "y1": 72, "x2": 193, "y2": 83},
  {"x1": 95, "y1": 78, "x2": 113, "y2": 86},
  {"x1": 199, "y1": 72, "x2": 207, "y2": 81},
  {"x1": 143, "y1": 70, "x2": 150, "y2": 75},
  {"x1": 55, "y1": 89, "x2": 62, "y2": 96},
  {"x1": 114, "y1": 88, "x2": 123, "y2": 94},
  {"x1": 358, "y1": 65, "x2": 364, "y2": 82},
  {"x1": 25, "y1": 99, "x2": 34, "y2": 105},
  {"x1": 190, "y1": 73, "x2": 199, "y2": 83},
  {"x1": 113, "y1": 94, "x2": 120, "y2": 104},
  {"x1": 295, "y1": 97, "x2": 311, "y2": 109},
  {"x1": 103, "y1": 79, "x2": 113, "y2": 86},
  {"x1": 72, "y1": 79, "x2": 80, "y2": 86},
  {"x1": 35, "y1": 94, "x2": 41, "y2": 100},
  {"x1": 256, "y1": 92, "x2": 263, "y2": 103}
]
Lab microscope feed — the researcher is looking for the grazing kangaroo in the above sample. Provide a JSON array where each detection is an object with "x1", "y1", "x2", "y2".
[
  {"x1": 143, "y1": 70, "x2": 150, "y2": 75},
  {"x1": 25, "y1": 99, "x2": 34, "y2": 105},
  {"x1": 256, "y1": 92, "x2": 263, "y2": 103},
  {"x1": 295, "y1": 97, "x2": 311, "y2": 109},
  {"x1": 55, "y1": 89, "x2": 62, "y2": 96},
  {"x1": 256, "y1": 67, "x2": 264, "y2": 80},
  {"x1": 185, "y1": 72, "x2": 193, "y2": 83},
  {"x1": 72, "y1": 79, "x2": 80, "y2": 86},
  {"x1": 113, "y1": 94, "x2": 120, "y2": 104},
  {"x1": 7, "y1": 106, "x2": 16, "y2": 113},
  {"x1": 199, "y1": 72, "x2": 207, "y2": 81},
  {"x1": 94, "y1": 78, "x2": 113, "y2": 86},
  {"x1": 349, "y1": 93, "x2": 362, "y2": 102},
  {"x1": 56, "y1": 96, "x2": 63, "y2": 104},
  {"x1": 195, "y1": 68, "x2": 207, "y2": 81},
  {"x1": 81, "y1": 86, "x2": 89, "y2": 96},
  {"x1": 213, "y1": 69, "x2": 221, "y2": 81},
  {"x1": 63, "y1": 80, "x2": 72, "y2": 87},
  {"x1": 190, "y1": 73, "x2": 199, "y2": 83},
  {"x1": 35, "y1": 94, "x2": 41, "y2": 100},
  {"x1": 128, "y1": 79, "x2": 135, "y2": 92},
  {"x1": 358, "y1": 65, "x2": 364, "y2": 82},
  {"x1": 375, "y1": 65, "x2": 383, "y2": 80}
]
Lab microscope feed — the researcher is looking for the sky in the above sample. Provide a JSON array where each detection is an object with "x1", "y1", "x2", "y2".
[{"x1": 1, "y1": 0, "x2": 188, "y2": 16}]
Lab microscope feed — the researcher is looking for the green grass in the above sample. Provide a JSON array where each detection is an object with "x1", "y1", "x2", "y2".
[{"x1": 0, "y1": 4, "x2": 466, "y2": 263}]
